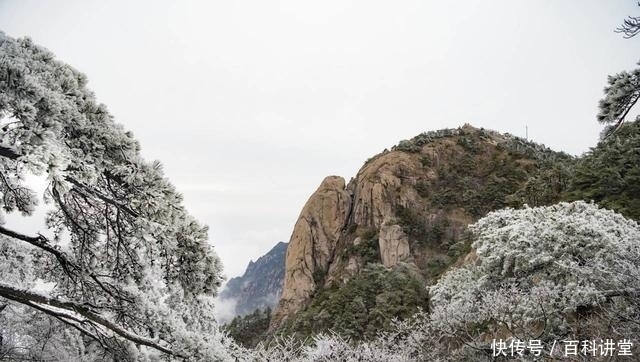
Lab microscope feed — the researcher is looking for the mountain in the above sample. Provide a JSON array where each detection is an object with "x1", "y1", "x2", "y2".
[
  {"x1": 270, "y1": 124, "x2": 575, "y2": 336},
  {"x1": 219, "y1": 241, "x2": 287, "y2": 318}
]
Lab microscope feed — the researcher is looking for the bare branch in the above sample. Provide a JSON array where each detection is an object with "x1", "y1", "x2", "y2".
[
  {"x1": 0, "y1": 225, "x2": 76, "y2": 277},
  {"x1": 64, "y1": 177, "x2": 139, "y2": 218},
  {"x1": 0, "y1": 145, "x2": 19, "y2": 160}
]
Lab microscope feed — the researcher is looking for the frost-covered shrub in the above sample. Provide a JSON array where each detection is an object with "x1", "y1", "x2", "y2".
[{"x1": 428, "y1": 201, "x2": 640, "y2": 355}]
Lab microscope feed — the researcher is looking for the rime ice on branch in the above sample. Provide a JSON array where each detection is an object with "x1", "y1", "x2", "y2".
[{"x1": 0, "y1": 32, "x2": 234, "y2": 361}]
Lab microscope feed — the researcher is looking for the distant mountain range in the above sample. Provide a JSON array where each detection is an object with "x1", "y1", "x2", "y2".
[{"x1": 219, "y1": 241, "x2": 287, "y2": 318}]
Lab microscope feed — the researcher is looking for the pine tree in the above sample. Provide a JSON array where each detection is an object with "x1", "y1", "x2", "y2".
[
  {"x1": 597, "y1": 67, "x2": 640, "y2": 132},
  {"x1": 567, "y1": 120, "x2": 640, "y2": 220},
  {"x1": 597, "y1": 3, "x2": 640, "y2": 134},
  {"x1": 0, "y1": 32, "x2": 232, "y2": 361}
]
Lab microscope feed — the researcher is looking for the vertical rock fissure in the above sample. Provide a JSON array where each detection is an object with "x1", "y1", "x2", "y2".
[
  {"x1": 343, "y1": 185, "x2": 356, "y2": 232},
  {"x1": 307, "y1": 217, "x2": 318, "y2": 287},
  {"x1": 369, "y1": 187, "x2": 375, "y2": 227}
]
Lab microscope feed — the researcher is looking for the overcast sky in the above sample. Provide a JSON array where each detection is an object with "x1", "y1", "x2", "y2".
[{"x1": 1, "y1": 1, "x2": 639, "y2": 279}]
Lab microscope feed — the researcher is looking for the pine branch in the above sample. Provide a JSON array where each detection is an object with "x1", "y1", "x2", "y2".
[
  {"x1": 0, "y1": 282, "x2": 181, "y2": 357},
  {"x1": 0, "y1": 147, "x2": 139, "y2": 218}
]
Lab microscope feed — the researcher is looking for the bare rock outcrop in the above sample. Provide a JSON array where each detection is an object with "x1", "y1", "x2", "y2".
[
  {"x1": 350, "y1": 152, "x2": 418, "y2": 229},
  {"x1": 270, "y1": 176, "x2": 350, "y2": 327},
  {"x1": 378, "y1": 223, "x2": 411, "y2": 267}
]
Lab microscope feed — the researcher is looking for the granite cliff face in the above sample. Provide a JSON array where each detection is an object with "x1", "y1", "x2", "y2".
[
  {"x1": 271, "y1": 125, "x2": 572, "y2": 330},
  {"x1": 220, "y1": 241, "x2": 287, "y2": 318},
  {"x1": 273, "y1": 176, "x2": 351, "y2": 321}
]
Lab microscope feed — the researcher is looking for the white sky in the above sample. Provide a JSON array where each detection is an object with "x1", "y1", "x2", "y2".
[{"x1": 1, "y1": 1, "x2": 639, "y2": 279}]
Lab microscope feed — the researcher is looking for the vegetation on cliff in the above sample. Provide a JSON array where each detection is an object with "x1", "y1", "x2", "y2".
[
  {"x1": 279, "y1": 263, "x2": 429, "y2": 341},
  {"x1": 223, "y1": 308, "x2": 272, "y2": 348}
]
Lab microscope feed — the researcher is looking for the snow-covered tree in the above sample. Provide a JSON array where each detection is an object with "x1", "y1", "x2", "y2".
[
  {"x1": 567, "y1": 120, "x2": 640, "y2": 221},
  {"x1": 597, "y1": 65, "x2": 640, "y2": 133},
  {"x1": 598, "y1": 4, "x2": 640, "y2": 135},
  {"x1": 0, "y1": 32, "x2": 231, "y2": 361}
]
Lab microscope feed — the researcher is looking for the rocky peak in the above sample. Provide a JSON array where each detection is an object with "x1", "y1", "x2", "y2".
[
  {"x1": 270, "y1": 125, "x2": 571, "y2": 330},
  {"x1": 270, "y1": 176, "x2": 351, "y2": 325}
]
